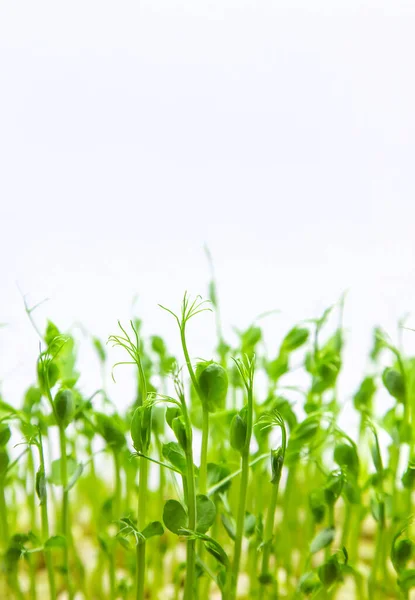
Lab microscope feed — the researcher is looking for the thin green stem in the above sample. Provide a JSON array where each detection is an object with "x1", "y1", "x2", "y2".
[
  {"x1": 184, "y1": 442, "x2": 197, "y2": 600},
  {"x1": 368, "y1": 515, "x2": 384, "y2": 599},
  {"x1": 324, "y1": 503, "x2": 335, "y2": 563},
  {"x1": 109, "y1": 552, "x2": 116, "y2": 600},
  {"x1": 180, "y1": 325, "x2": 209, "y2": 492},
  {"x1": 175, "y1": 381, "x2": 198, "y2": 600},
  {"x1": 38, "y1": 432, "x2": 57, "y2": 600},
  {"x1": 27, "y1": 448, "x2": 37, "y2": 533},
  {"x1": 113, "y1": 450, "x2": 122, "y2": 520},
  {"x1": 258, "y1": 482, "x2": 280, "y2": 600},
  {"x1": 228, "y1": 365, "x2": 254, "y2": 600},
  {"x1": 59, "y1": 424, "x2": 73, "y2": 600},
  {"x1": 341, "y1": 501, "x2": 351, "y2": 548},
  {"x1": 229, "y1": 452, "x2": 250, "y2": 600},
  {"x1": 136, "y1": 456, "x2": 148, "y2": 600},
  {"x1": 0, "y1": 480, "x2": 9, "y2": 546},
  {"x1": 200, "y1": 408, "x2": 209, "y2": 494},
  {"x1": 281, "y1": 465, "x2": 296, "y2": 575}
]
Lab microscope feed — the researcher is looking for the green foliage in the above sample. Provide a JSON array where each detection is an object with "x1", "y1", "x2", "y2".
[
  {"x1": 0, "y1": 424, "x2": 11, "y2": 446},
  {"x1": 318, "y1": 555, "x2": 342, "y2": 587},
  {"x1": 95, "y1": 412, "x2": 126, "y2": 450},
  {"x1": 2, "y1": 287, "x2": 415, "y2": 600},
  {"x1": 195, "y1": 494, "x2": 216, "y2": 533},
  {"x1": 163, "y1": 499, "x2": 187, "y2": 534},
  {"x1": 310, "y1": 527, "x2": 335, "y2": 554}
]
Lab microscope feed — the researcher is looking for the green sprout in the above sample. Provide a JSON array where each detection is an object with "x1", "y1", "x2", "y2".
[{"x1": 0, "y1": 286, "x2": 414, "y2": 600}]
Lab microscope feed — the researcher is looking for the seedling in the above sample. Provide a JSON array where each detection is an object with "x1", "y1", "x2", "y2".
[{"x1": 1, "y1": 280, "x2": 415, "y2": 600}]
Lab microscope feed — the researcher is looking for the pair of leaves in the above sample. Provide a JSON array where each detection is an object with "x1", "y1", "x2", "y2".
[
  {"x1": 163, "y1": 495, "x2": 216, "y2": 535},
  {"x1": 116, "y1": 518, "x2": 164, "y2": 550}
]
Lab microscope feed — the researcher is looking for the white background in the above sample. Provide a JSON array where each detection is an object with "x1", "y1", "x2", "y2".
[{"x1": 1, "y1": 0, "x2": 415, "y2": 418}]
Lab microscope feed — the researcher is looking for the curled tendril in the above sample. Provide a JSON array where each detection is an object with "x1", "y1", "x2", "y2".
[
  {"x1": 145, "y1": 392, "x2": 182, "y2": 411},
  {"x1": 108, "y1": 320, "x2": 144, "y2": 382},
  {"x1": 159, "y1": 291, "x2": 212, "y2": 331}
]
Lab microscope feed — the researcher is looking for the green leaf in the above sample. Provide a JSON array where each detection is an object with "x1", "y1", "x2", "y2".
[
  {"x1": 267, "y1": 353, "x2": 289, "y2": 381},
  {"x1": 4, "y1": 547, "x2": 23, "y2": 572},
  {"x1": 38, "y1": 361, "x2": 60, "y2": 391},
  {"x1": 45, "y1": 535, "x2": 67, "y2": 549},
  {"x1": 97, "y1": 534, "x2": 110, "y2": 555},
  {"x1": 0, "y1": 449, "x2": 9, "y2": 476},
  {"x1": 370, "y1": 496, "x2": 385, "y2": 525},
  {"x1": 334, "y1": 443, "x2": 359, "y2": 477},
  {"x1": 324, "y1": 471, "x2": 344, "y2": 506},
  {"x1": 281, "y1": 326, "x2": 309, "y2": 352},
  {"x1": 206, "y1": 462, "x2": 231, "y2": 495},
  {"x1": 343, "y1": 480, "x2": 361, "y2": 505},
  {"x1": 221, "y1": 514, "x2": 236, "y2": 540},
  {"x1": 353, "y1": 377, "x2": 376, "y2": 411},
  {"x1": 402, "y1": 462, "x2": 415, "y2": 489},
  {"x1": 290, "y1": 416, "x2": 320, "y2": 445},
  {"x1": 309, "y1": 490, "x2": 326, "y2": 524},
  {"x1": 240, "y1": 325, "x2": 262, "y2": 355},
  {"x1": 318, "y1": 556, "x2": 342, "y2": 587},
  {"x1": 95, "y1": 412, "x2": 126, "y2": 450},
  {"x1": 50, "y1": 457, "x2": 78, "y2": 486},
  {"x1": 45, "y1": 321, "x2": 61, "y2": 346},
  {"x1": 272, "y1": 397, "x2": 297, "y2": 431},
  {"x1": 398, "y1": 569, "x2": 415, "y2": 592},
  {"x1": 163, "y1": 499, "x2": 187, "y2": 534},
  {"x1": 116, "y1": 536, "x2": 132, "y2": 551},
  {"x1": 92, "y1": 337, "x2": 106, "y2": 362},
  {"x1": 162, "y1": 442, "x2": 187, "y2": 475},
  {"x1": 392, "y1": 539, "x2": 414, "y2": 571},
  {"x1": 299, "y1": 571, "x2": 320, "y2": 595},
  {"x1": 172, "y1": 416, "x2": 188, "y2": 452},
  {"x1": 186, "y1": 530, "x2": 229, "y2": 567},
  {"x1": 20, "y1": 421, "x2": 38, "y2": 442},
  {"x1": 310, "y1": 527, "x2": 335, "y2": 554},
  {"x1": 196, "y1": 494, "x2": 216, "y2": 533},
  {"x1": 244, "y1": 512, "x2": 256, "y2": 537},
  {"x1": 370, "y1": 442, "x2": 383, "y2": 475},
  {"x1": 151, "y1": 335, "x2": 166, "y2": 357},
  {"x1": 0, "y1": 424, "x2": 11, "y2": 447},
  {"x1": 119, "y1": 516, "x2": 139, "y2": 533},
  {"x1": 0, "y1": 399, "x2": 20, "y2": 416},
  {"x1": 165, "y1": 407, "x2": 181, "y2": 429},
  {"x1": 258, "y1": 573, "x2": 274, "y2": 585},
  {"x1": 65, "y1": 463, "x2": 84, "y2": 492},
  {"x1": 141, "y1": 521, "x2": 164, "y2": 541}
]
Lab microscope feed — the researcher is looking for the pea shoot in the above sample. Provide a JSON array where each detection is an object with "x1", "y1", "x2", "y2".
[{"x1": 0, "y1": 285, "x2": 415, "y2": 600}]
